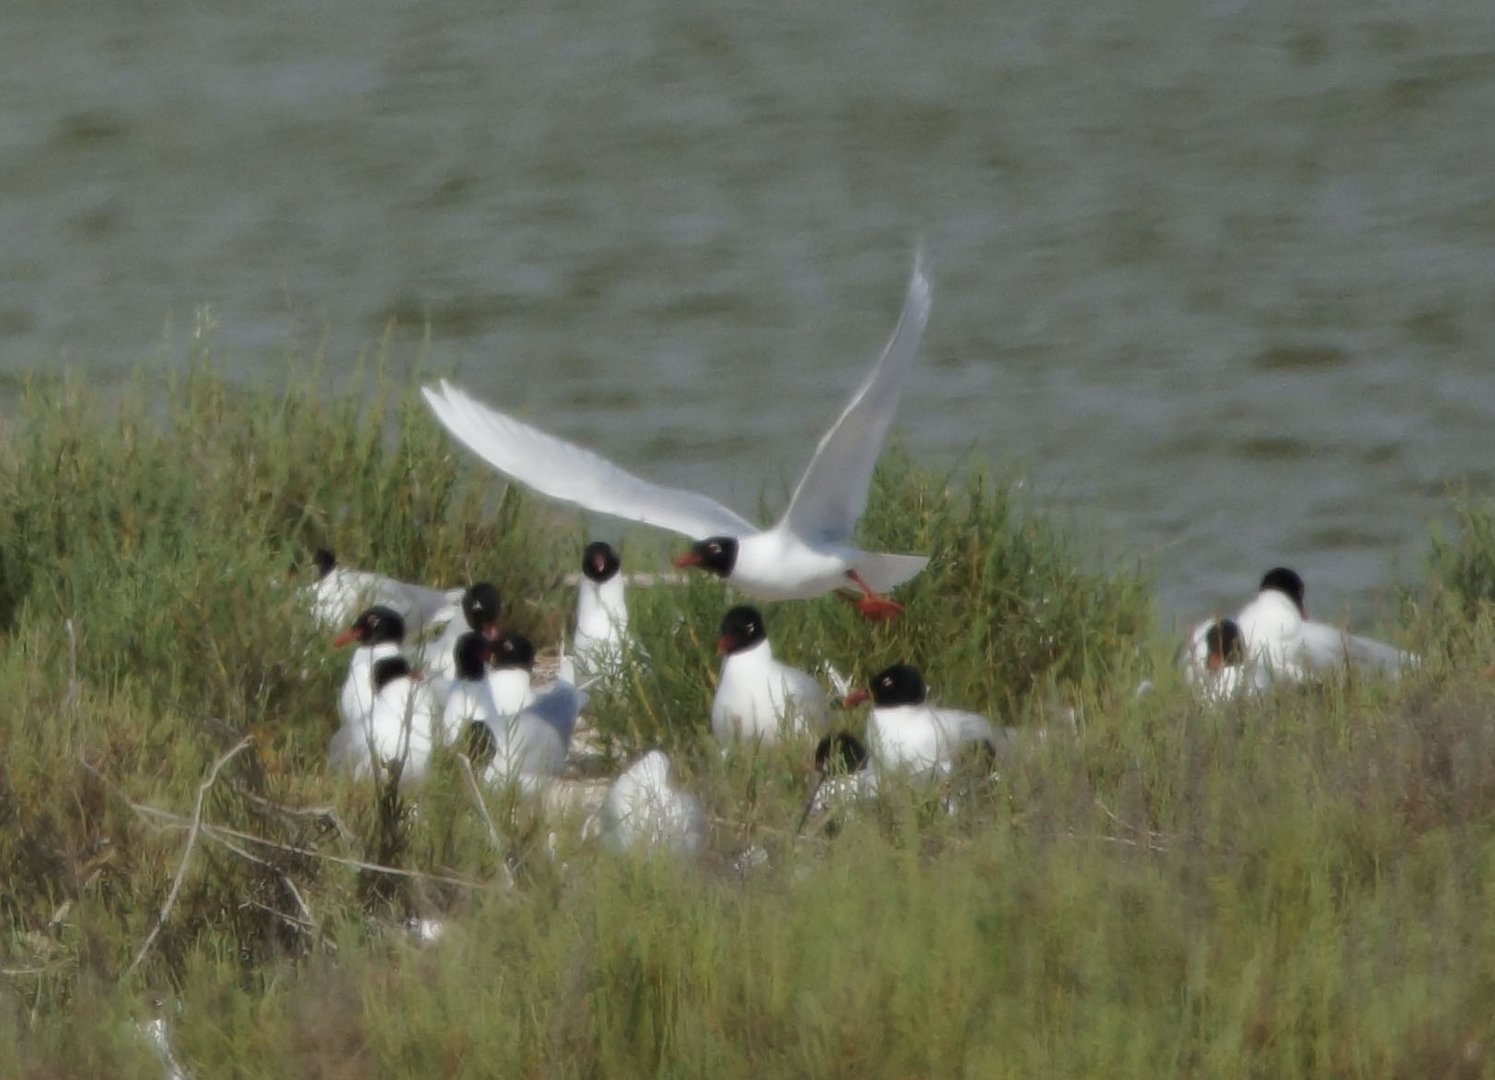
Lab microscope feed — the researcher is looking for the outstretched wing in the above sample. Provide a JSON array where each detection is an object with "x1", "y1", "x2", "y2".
[
  {"x1": 423, "y1": 381, "x2": 758, "y2": 540},
  {"x1": 780, "y1": 251, "x2": 933, "y2": 544}
]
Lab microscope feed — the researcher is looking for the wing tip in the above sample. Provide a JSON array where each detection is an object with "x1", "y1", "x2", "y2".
[{"x1": 904, "y1": 244, "x2": 933, "y2": 321}]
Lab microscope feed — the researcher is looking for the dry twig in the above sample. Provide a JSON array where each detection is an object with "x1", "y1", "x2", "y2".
[
  {"x1": 458, "y1": 754, "x2": 516, "y2": 889},
  {"x1": 207, "y1": 832, "x2": 318, "y2": 934},
  {"x1": 1093, "y1": 797, "x2": 1171, "y2": 841},
  {"x1": 85, "y1": 755, "x2": 496, "y2": 896},
  {"x1": 239, "y1": 898, "x2": 316, "y2": 933},
  {"x1": 231, "y1": 788, "x2": 355, "y2": 843},
  {"x1": 62, "y1": 618, "x2": 80, "y2": 713},
  {"x1": 125, "y1": 737, "x2": 255, "y2": 977}
]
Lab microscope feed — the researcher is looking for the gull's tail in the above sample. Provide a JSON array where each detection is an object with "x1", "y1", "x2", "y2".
[{"x1": 852, "y1": 553, "x2": 929, "y2": 594}]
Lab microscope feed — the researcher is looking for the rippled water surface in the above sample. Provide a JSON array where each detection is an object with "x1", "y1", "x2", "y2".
[{"x1": 4, "y1": 0, "x2": 1495, "y2": 622}]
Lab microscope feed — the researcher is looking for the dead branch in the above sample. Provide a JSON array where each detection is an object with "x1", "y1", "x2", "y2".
[
  {"x1": 86, "y1": 754, "x2": 501, "y2": 896},
  {"x1": 458, "y1": 754, "x2": 516, "y2": 889},
  {"x1": 231, "y1": 787, "x2": 355, "y2": 843},
  {"x1": 206, "y1": 832, "x2": 318, "y2": 934},
  {"x1": 206, "y1": 822, "x2": 485, "y2": 889},
  {"x1": 239, "y1": 898, "x2": 316, "y2": 934},
  {"x1": 102, "y1": 789, "x2": 490, "y2": 891},
  {"x1": 1093, "y1": 796, "x2": 1171, "y2": 841},
  {"x1": 125, "y1": 736, "x2": 255, "y2": 978}
]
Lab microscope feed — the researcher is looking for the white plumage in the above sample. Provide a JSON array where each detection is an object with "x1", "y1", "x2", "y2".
[
  {"x1": 335, "y1": 639, "x2": 402, "y2": 736},
  {"x1": 869, "y1": 703, "x2": 997, "y2": 783},
  {"x1": 470, "y1": 632, "x2": 587, "y2": 794},
  {"x1": 1233, "y1": 568, "x2": 1417, "y2": 682},
  {"x1": 419, "y1": 583, "x2": 500, "y2": 675},
  {"x1": 301, "y1": 548, "x2": 457, "y2": 633},
  {"x1": 600, "y1": 751, "x2": 706, "y2": 857},
  {"x1": 710, "y1": 606, "x2": 828, "y2": 746},
  {"x1": 474, "y1": 681, "x2": 587, "y2": 794},
  {"x1": 851, "y1": 664, "x2": 1000, "y2": 785},
  {"x1": 573, "y1": 541, "x2": 634, "y2": 681},
  {"x1": 331, "y1": 606, "x2": 408, "y2": 763},
  {"x1": 333, "y1": 657, "x2": 442, "y2": 790},
  {"x1": 440, "y1": 632, "x2": 501, "y2": 738},
  {"x1": 1180, "y1": 617, "x2": 1268, "y2": 703},
  {"x1": 421, "y1": 253, "x2": 933, "y2": 615}
]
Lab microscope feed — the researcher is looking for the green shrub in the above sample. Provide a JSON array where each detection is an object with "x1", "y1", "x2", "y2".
[{"x1": 2, "y1": 357, "x2": 1488, "y2": 1080}]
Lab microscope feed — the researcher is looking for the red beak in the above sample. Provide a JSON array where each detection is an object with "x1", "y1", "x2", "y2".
[
  {"x1": 332, "y1": 628, "x2": 362, "y2": 648},
  {"x1": 673, "y1": 551, "x2": 703, "y2": 570},
  {"x1": 716, "y1": 635, "x2": 734, "y2": 656},
  {"x1": 843, "y1": 689, "x2": 871, "y2": 709}
]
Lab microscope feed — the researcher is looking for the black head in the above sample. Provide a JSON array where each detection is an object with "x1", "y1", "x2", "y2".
[
  {"x1": 312, "y1": 548, "x2": 337, "y2": 579},
  {"x1": 1205, "y1": 618, "x2": 1245, "y2": 669},
  {"x1": 461, "y1": 582, "x2": 502, "y2": 635},
  {"x1": 717, "y1": 605, "x2": 767, "y2": 656},
  {"x1": 489, "y1": 631, "x2": 536, "y2": 672},
  {"x1": 814, "y1": 731, "x2": 870, "y2": 774},
  {"x1": 582, "y1": 541, "x2": 622, "y2": 583},
  {"x1": 453, "y1": 632, "x2": 490, "y2": 681},
  {"x1": 371, "y1": 655, "x2": 413, "y2": 695},
  {"x1": 868, "y1": 663, "x2": 928, "y2": 707},
  {"x1": 675, "y1": 536, "x2": 738, "y2": 578},
  {"x1": 466, "y1": 720, "x2": 496, "y2": 768},
  {"x1": 1259, "y1": 566, "x2": 1306, "y2": 616},
  {"x1": 338, "y1": 605, "x2": 406, "y2": 648}
]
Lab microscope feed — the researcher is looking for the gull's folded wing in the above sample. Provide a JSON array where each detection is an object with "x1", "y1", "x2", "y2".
[
  {"x1": 375, "y1": 578, "x2": 461, "y2": 629},
  {"x1": 523, "y1": 682, "x2": 588, "y2": 748},
  {"x1": 937, "y1": 707, "x2": 997, "y2": 750},
  {"x1": 1299, "y1": 621, "x2": 1416, "y2": 677}
]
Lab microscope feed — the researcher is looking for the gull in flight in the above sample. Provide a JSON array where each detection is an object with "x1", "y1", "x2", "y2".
[{"x1": 422, "y1": 252, "x2": 934, "y2": 618}]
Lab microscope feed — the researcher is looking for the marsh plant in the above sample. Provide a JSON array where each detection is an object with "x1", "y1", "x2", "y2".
[{"x1": 2, "y1": 359, "x2": 1491, "y2": 1078}]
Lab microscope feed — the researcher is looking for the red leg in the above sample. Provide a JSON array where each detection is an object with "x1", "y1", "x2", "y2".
[{"x1": 845, "y1": 569, "x2": 903, "y2": 621}]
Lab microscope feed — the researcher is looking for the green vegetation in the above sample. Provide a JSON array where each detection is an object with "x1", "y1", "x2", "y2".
[{"x1": 2, "y1": 358, "x2": 1493, "y2": 1078}]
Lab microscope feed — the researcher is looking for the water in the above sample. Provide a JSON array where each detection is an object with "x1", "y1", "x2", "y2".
[{"x1": 4, "y1": 0, "x2": 1495, "y2": 624}]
